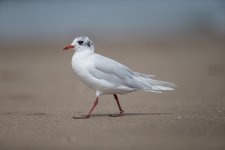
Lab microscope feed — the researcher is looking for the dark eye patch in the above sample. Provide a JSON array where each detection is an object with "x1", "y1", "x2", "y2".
[
  {"x1": 87, "y1": 41, "x2": 91, "y2": 47},
  {"x1": 78, "y1": 40, "x2": 83, "y2": 45}
]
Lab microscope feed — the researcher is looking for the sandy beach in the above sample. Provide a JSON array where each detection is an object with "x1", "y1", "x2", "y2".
[{"x1": 0, "y1": 37, "x2": 225, "y2": 150}]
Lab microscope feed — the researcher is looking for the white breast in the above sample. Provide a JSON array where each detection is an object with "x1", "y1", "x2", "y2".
[{"x1": 71, "y1": 51, "x2": 114, "y2": 92}]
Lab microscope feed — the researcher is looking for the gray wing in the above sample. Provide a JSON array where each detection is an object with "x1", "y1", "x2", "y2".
[
  {"x1": 88, "y1": 54, "x2": 144, "y2": 89},
  {"x1": 88, "y1": 54, "x2": 175, "y2": 92}
]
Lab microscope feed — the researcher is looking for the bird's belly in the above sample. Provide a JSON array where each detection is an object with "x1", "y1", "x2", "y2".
[{"x1": 100, "y1": 87, "x2": 136, "y2": 95}]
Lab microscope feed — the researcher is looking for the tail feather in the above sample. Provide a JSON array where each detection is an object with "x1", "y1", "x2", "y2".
[
  {"x1": 134, "y1": 76, "x2": 176, "y2": 92},
  {"x1": 154, "y1": 85, "x2": 174, "y2": 91}
]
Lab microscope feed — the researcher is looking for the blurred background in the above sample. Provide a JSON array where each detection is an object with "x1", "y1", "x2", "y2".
[
  {"x1": 0, "y1": 0, "x2": 225, "y2": 150},
  {"x1": 0, "y1": 0, "x2": 225, "y2": 40}
]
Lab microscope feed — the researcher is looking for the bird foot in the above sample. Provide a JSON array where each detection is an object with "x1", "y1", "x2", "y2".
[
  {"x1": 109, "y1": 112, "x2": 124, "y2": 117},
  {"x1": 73, "y1": 114, "x2": 90, "y2": 119}
]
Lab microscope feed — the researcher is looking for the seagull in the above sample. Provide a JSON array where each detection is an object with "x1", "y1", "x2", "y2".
[{"x1": 63, "y1": 36, "x2": 175, "y2": 119}]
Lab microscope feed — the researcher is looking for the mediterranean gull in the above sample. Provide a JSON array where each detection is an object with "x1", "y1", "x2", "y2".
[{"x1": 63, "y1": 36, "x2": 175, "y2": 119}]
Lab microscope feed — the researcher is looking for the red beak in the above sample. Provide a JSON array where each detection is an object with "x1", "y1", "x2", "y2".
[{"x1": 63, "y1": 44, "x2": 74, "y2": 50}]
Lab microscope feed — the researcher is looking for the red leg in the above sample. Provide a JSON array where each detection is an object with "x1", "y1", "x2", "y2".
[
  {"x1": 73, "y1": 97, "x2": 99, "y2": 119},
  {"x1": 109, "y1": 94, "x2": 124, "y2": 117}
]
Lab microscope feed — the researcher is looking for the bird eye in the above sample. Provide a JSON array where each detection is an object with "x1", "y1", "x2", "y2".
[{"x1": 78, "y1": 40, "x2": 83, "y2": 45}]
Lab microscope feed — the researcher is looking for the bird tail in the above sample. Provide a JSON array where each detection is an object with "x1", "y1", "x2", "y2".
[{"x1": 134, "y1": 75, "x2": 176, "y2": 93}]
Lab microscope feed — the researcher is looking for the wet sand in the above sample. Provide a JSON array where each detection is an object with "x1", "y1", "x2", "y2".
[{"x1": 0, "y1": 37, "x2": 225, "y2": 150}]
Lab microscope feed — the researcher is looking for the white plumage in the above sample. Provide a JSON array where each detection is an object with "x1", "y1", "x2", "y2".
[{"x1": 63, "y1": 36, "x2": 175, "y2": 119}]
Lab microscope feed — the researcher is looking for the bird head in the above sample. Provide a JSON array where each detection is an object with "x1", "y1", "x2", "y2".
[{"x1": 63, "y1": 36, "x2": 94, "y2": 52}]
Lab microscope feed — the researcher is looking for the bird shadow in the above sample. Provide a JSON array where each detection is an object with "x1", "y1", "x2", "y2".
[{"x1": 89, "y1": 112, "x2": 174, "y2": 118}]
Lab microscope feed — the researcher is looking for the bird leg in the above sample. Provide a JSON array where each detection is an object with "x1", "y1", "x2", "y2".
[
  {"x1": 109, "y1": 94, "x2": 124, "y2": 117},
  {"x1": 73, "y1": 97, "x2": 99, "y2": 119}
]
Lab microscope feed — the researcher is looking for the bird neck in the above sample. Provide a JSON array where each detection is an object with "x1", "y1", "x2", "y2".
[
  {"x1": 76, "y1": 46, "x2": 94, "y2": 53},
  {"x1": 73, "y1": 48, "x2": 94, "y2": 59}
]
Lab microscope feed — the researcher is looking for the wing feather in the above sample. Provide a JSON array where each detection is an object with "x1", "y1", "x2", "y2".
[{"x1": 89, "y1": 54, "x2": 143, "y2": 89}]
